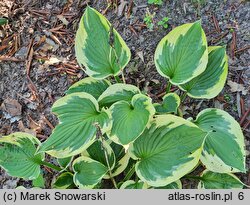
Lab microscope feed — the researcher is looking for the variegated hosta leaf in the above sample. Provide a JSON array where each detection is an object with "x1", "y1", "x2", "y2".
[
  {"x1": 84, "y1": 140, "x2": 116, "y2": 170},
  {"x1": 98, "y1": 83, "x2": 140, "y2": 107},
  {"x1": 73, "y1": 156, "x2": 108, "y2": 189},
  {"x1": 52, "y1": 172, "x2": 75, "y2": 189},
  {"x1": 109, "y1": 94, "x2": 155, "y2": 146},
  {"x1": 66, "y1": 77, "x2": 110, "y2": 99},
  {"x1": 129, "y1": 115, "x2": 206, "y2": 187},
  {"x1": 38, "y1": 92, "x2": 111, "y2": 158},
  {"x1": 75, "y1": 7, "x2": 131, "y2": 79},
  {"x1": 154, "y1": 21, "x2": 208, "y2": 85},
  {"x1": 193, "y1": 108, "x2": 246, "y2": 173},
  {"x1": 120, "y1": 180, "x2": 148, "y2": 189},
  {"x1": 57, "y1": 157, "x2": 73, "y2": 169},
  {"x1": 155, "y1": 180, "x2": 182, "y2": 189},
  {"x1": 32, "y1": 174, "x2": 45, "y2": 188},
  {"x1": 109, "y1": 142, "x2": 130, "y2": 177},
  {"x1": 154, "y1": 93, "x2": 180, "y2": 114},
  {"x1": 0, "y1": 132, "x2": 44, "y2": 180},
  {"x1": 179, "y1": 46, "x2": 228, "y2": 99},
  {"x1": 198, "y1": 170, "x2": 243, "y2": 189}
]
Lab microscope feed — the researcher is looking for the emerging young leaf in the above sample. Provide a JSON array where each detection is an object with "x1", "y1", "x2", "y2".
[
  {"x1": 198, "y1": 170, "x2": 243, "y2": 189},
  {"x1": 155, "y1": 180, "x2": 182, "y2": 189},
  {"x1": 84, "y1": 140, "x2": 116, "y2": 170},
  {"x1": 66, "y1": 77, "x2": 110, "y2": 99},
  {"x1": 0, "y1": 132, "x2": 44, "y2": 180},
  {"x1": 154, "y1": 21, "x2": 208, "y2": 85},
  {"x1": 38, "y1": 92, "x2": 111, "y2": 158},
  {"x1": 98, "y1": 83, "x2": 140, "y2": 107},
  {"x1": 120, "y1": 180, "x2": 148, "y2": 189},
  {"x1": 52, "y1": 172, "x2": 75, "y2": 189},
  {"x1": 154, "y1": 93, "x2": 180, "y2": 114},
  {"x1": 193, "y1": 108, "x2": 246, "y2": 173},
  {"x1": 109, "y1": 94, "x2": 155, "y2": 146},
  {"x1": 179, "y1": 46, "x2": 228, "y2": 99},
  {"x1": 129, "y1": 115, "x2": 206, "y2": 187},
  {"x1": 73, "y1": 156, "x2": 108, "y2": 189},
  {"x1": 75, "y1": 7, "x2": 131, "y2": 79}
]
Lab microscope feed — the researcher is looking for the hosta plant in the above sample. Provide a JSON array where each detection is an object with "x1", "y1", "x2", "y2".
[{"x1": 0, "y1": 7, "x2": 247, "y2": 189}]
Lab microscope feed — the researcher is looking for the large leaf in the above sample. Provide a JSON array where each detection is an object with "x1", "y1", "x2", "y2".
[
  {"x1": 75, "y1": 7, "x2": 131, "y2": 79},
  {"x1": 52, "y1": 172, "x2": 75, "y2": 189},
  {"x1": 66, "y1": 77, "x2": 110, "y2": 99},
  {"x1": 154, "y1": 21, "x2": 208, "y2": 85},
  {"x1": 193, "y1": 108, "x2": 246, "y2": 173},
  {"x1": 129, "y1": 115, "x2": 206, "y2": 187},
  {"x1": 179, "y1": 46, "x2": 228, "y2": 99},
  {"x1": 109, "y1": 94, "x2": 155, "y2": 145},
  {"x1": 154, "y1": 93, "x2": 180, "y2": 114},
  {"x1": 38, "y1": 92, "x2": 111, "y2": 158},
  {"x1": 98, "y1": 83, "x2": 140, "y2": 107},
  {"x1": 73, "y1": 156, "x2": 108, "y2": 189},
  {"x1": 198, "y1": 170, "x2": 243, "y2": 189},
  {"x1": 0, "y1": 132, "x2": 44, "y2": 180}
]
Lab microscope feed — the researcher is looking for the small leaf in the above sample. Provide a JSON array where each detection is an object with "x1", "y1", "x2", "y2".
[
  {"x1": 38, "y1": 92, "x2": 111, "y2": 158},
  {"x1": 73, "y1": 156, "x2": 108, "y2": 189},
  {"x1": 129, "y1": 115, "x2": 206, "y2": 187},
  {"x1": 66, "y1": 77, "x2": 110, "y2": 99},
  {"x1": 75, "y1": 7, "x2": 131, "y2": 79},
  {"x1": 154, "y1": 21, "x2": 208, "y2": 85},
  {"x1": 179, "y1": 46, "x2": 228, "y2": 99},
  {"x1": 0, "y1": 132, "x2": 44, "y2": 180},
  {"x1": 52, "y1": 172, "x2": 75, "y2": 189},
  {"x1": 0, "y1": 17, "x2": 8, "y2": 25},
  {"x1": 32, "y1": 173, "x2": 45, "y2": 188},
  {"x1": 154, "y1": 93, "x2": 180, "y2": 114},
  {"x1": 109, "y1": 94, "x2": 155, "y2": 145},
  {"x1": 57, "y1": 157, "x2": 73, "y2": 169},
  {"x1": 155, "y1": 180, "x2": 182, "y2": 189},
  {"x1": 198, "y1": 170, "x2": 244, "y2": 189},
  {"x1": 193, "y1": 108, "x2": 246, "y2": 173},
  {"x1": 98, "y1": 83, "x2": 140, "y2": 107},
  {"x1": 120, "y1": 180, "x2": 148, "y2": 189}
]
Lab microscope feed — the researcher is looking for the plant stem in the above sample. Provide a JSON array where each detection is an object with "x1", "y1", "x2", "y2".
[
  {"x1": 184, "y1": 175, "x2": 203, "y2": 180},
  {"x1": 180, "y1": 92, "x2": 187, "y2": 102},
  {"x1": 114, "y1": 75, "x2": 122, "y2": 83},
  {"x1": 177, "y1": 107, "x2": 183, "y2": 117},
  {"x1": 124, "y1": 164, "x2": 135, "y2": 182},
  {"x1": 166, "y1": 81, "x2": 172, "y2": 94},
  {"x1": 121, "y1": 71, "x2": 126, "y2": 84},
  {"x1": 40, "y1": 161, "x2": 62, "y2": 172}
]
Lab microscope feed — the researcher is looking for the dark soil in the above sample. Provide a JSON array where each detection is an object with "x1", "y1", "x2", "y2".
[{"x1": 0, "y1": 0, "x2": 249, "y2": 188}]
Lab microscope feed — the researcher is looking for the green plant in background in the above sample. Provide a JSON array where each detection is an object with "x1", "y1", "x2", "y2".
[
  {"x1": 0, "y1": 17, "x2": 8, "y2": 25},
  {"x1": 0, "y1": 7, "x2": 247, "y2": 189},
  {"x1": 143, "y1": 9, "x2": 155, "y2": 31},
  {"x1": 148, "y1": 0, "x2": 163, "y2": 5},
  {"x1": 158, "y1": 17, "x2": 169, "y2": 29}
]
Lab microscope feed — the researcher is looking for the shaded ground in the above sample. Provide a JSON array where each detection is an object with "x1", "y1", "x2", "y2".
[{"x1": 0, "y1": 0, "x2": 249, "y2": 188}]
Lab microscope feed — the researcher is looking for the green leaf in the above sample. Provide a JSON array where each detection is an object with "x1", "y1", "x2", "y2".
[
  {"x1": 0, "y1": 132, "x2": 44, "y2": 180},
  {"x1": 66, "y1": 77, "x2": 110, "y2": 99},
  {"x1": 198, "y1": 170, "x2": 244, "y2": 189},
  {"x1": 73, "y1": 156, "x2": 108, "y2": 189},
  {"x1": 154, "y1": 93, "x2": 180, "y2": 114},
  {"x1": 179, "y1": 46, "x2": 228, "y2": 99},
  {"x1": 38, "y1": 92, "x2": 111, "y2": 158},
  {"x1": 57, "y1": 157, "x2": 73, "y2": 169},
  {"x1": 75, "y1": 7, "x2": 131, "y2": 79},
  {"x1": 120, "y1": 180, "x2": 148, "y2": 189},
  {"x1": 32, "y1": 173, "x2": 45, "y2": 188},
  {"x1": 155, "y1": 180, "x2": 182, "y2": 189},
  {"x1": 52, "y1": 172, "x2": 75, "y2": 189},
  {"x1": 193, "y1": 108, "x2": 246, "y2": 173},
  {"x1": 84, "y1": 140, "x2": 116, "y2": 170},
  {"x1": 154, "y1": 21, "x2": 208, "y2": 85},
  {"x1": 129, "y1": 115, "x2": 206, "y2": 187},
  {"x1": 0, "y1": 17, "x2": 8, "y2": 25},
  {"x1": 109, "y1": 94, "x2": 155, "y2": 145},
  {"x1": 98, "y1": 83, "x2": 140, "y2": 107}
]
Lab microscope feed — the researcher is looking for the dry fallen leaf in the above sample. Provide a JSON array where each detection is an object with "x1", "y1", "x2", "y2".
[
  {"x1": 1, "y1": 98, "x2": 22, "y2": 116},
  {"x1": 227, "y1": 80, "x2": 248, "y2": 95}
]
